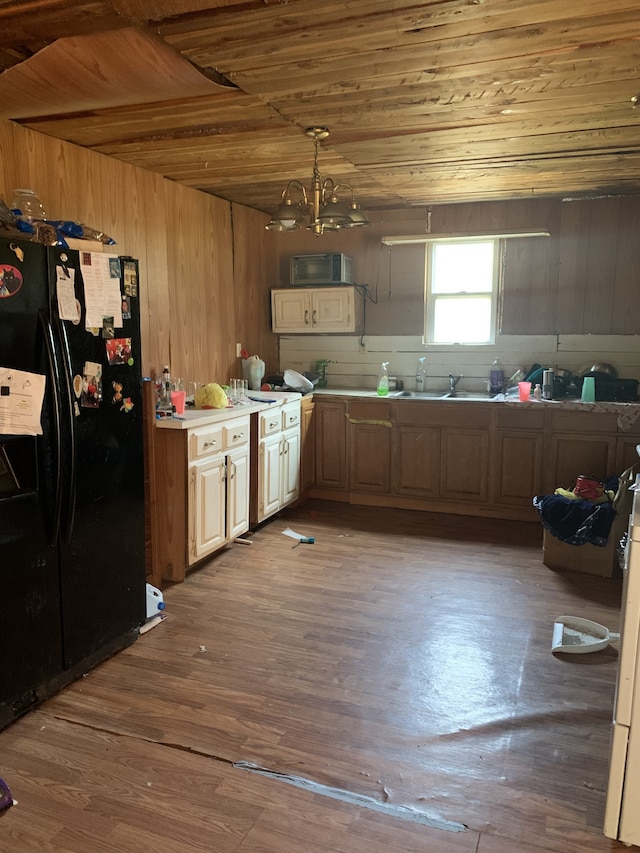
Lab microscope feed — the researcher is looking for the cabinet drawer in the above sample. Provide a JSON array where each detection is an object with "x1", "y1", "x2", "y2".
[
  {"x1": 190, "y1": 425, "x2": 223, "y2": 460},
  {"x1": 282, "y1": 402, "x2": 301, "y2": 431},
  {"x1": 260, "y1": 410, "x2": 282, "y2": 437},
  {"x1": 549, "y1": 411, "x2": 617, "y2": 433},
  {"x1": 495, "y1": 408, "x2": 544, "y2": 430},
  {"x1": 223, "y1": 417, "x2": 250, "y2": 449}
]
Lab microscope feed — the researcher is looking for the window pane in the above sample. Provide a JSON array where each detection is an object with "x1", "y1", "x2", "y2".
[
  {"x1": 433, "y1": 296, "x2": 492, "y2": 344},
  {"x1": 432, "y1": 242, "x2": 494, "y2": 294}
]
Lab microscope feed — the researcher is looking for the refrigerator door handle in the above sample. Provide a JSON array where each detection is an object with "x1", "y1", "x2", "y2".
[
  {"x1": 55, "y1": 319, "x2": 77, "y2": 543},
  {"x1": 38, "y1": 309, "x2": 63, "y2": 546}
]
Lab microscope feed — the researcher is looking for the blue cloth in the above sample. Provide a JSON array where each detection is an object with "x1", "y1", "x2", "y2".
[{"x1": 533, "y1": 493, "x2": 616, "y2": 546}]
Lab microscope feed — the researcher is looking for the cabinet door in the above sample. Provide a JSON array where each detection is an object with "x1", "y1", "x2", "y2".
[
  {"x1": 393, "y1": 425, "x2": 440, "y2": 498},
  {"x1": 189, "y1": 457, "x2": 226, "y2": 564},
  {"x1": 227, "y1": 447, "x2": 250, "y2": 540},
  {"x1": 259, "y1": 433, "x2": 283, "y2": 521},
  {"x1": 492, "y1": 430, "x2": 544, "y2": 508},
  {"x1": 440, "y1": 428, "x2": 489, "y2": 503},
  {"x1": 314, "y1": 400, "x2": 348, "y2": 490},
  {"x1": 271, "y1": 290, "x2": 311, "y2": 332},
  {"x1": 349, "y1": 421, "x2": 392, "y2": 493},
  {"x1": 546, "y1": 433, "x2": 617, "y2": 493},
  {"x1": 300, "y1": 398, "x2": 315, "y2": 494},
  {"x1": 282, "y1": 428, "x2": 301, "y2": 506},
  {"x1": 311, "y1": 288, "x2": 355, "y2": 332}
]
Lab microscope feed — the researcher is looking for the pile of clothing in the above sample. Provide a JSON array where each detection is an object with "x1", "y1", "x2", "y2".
[{"x1": 533, "y1": 475, "x2": 619, "y2": 547}]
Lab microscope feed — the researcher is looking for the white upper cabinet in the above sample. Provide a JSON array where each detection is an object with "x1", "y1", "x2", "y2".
[{"x1": 271, "y1": 287, "x2": 363, "y2": 334}]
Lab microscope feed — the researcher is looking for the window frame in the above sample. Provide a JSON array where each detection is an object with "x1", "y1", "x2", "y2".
[{"x1": 423, "y1": 237, "x2": 502, "y2": 346}]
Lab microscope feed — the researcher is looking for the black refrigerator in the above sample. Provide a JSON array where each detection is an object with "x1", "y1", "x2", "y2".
[{"x1": 0, "y1": 236, "x2": 146, "y2": 730}]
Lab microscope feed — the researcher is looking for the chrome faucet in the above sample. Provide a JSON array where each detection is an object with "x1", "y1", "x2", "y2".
[{"x1": 448, "y1": 373, "x2": 464, "y2": 395}]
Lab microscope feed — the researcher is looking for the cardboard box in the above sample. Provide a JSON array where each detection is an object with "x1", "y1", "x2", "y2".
[{"x1": 542, "y1": 513, "x2": 628, "y2": 577}]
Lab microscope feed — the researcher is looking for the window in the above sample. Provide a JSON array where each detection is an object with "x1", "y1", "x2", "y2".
[{"x1": 424, "y1": 239, "x2": 501, "y2": 345}]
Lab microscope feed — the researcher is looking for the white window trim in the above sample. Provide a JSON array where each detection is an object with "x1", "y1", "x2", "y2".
[{"x1": 423, "y1": 238, "x2": 502, "y2": 346}]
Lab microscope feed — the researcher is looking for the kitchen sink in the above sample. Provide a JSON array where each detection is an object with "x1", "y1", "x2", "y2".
[
  {"x1": 366, "y1": 389, "x2": 493, "y2": 401},
  {"x1": 390, "y1": 390, "x2": 445, "y2": 398}
]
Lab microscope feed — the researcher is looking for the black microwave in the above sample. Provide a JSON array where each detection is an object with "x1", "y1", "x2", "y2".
[{"x1": 290, "y1": 253, "x2": 354, "y2": 286}]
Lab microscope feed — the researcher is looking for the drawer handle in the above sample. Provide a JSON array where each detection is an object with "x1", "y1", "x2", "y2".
[
  {"x1": 232, "y1": 432, "x2": 244, "y2": 441},
  {"x1": 312, "y1": 310, "x2": 317, "y2": 324},
  {"x1": 288, "y1": 415, "x2": 298, "y2": 424},
  {"x1": 304, "y1": 310, "x2": 309, "y2": 325},
  {"x1": 269, "y1": 421, "x2": 278, "y2": 429},
  {"x1": 203, "y1": 440, "x2": 217, "y2": 448}
]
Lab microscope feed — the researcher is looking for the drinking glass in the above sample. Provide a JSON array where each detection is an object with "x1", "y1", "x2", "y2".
[{"x1": 518, "y1": 381, "x2": 532, "y2": 402}]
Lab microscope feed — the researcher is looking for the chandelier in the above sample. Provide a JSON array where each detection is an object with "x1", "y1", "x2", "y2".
[{"x1": 265, "y1": 127, "x2": 371, "y2": 236}]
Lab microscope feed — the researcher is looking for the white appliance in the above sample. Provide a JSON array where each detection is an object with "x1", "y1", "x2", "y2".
[{"x1": 604, "y1": 474, "x2": 640, "y2": 843}]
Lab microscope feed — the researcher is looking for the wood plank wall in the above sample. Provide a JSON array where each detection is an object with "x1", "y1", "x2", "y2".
[
  {"x1": 1, "y1": 116, "x2": 639, "y2": 387},
  {"x1": 273, "y1": 196, "x2": 640, "y2": 337},
  {"x1": 0, "y1": 119, "x2": 279, "y2": 386}
]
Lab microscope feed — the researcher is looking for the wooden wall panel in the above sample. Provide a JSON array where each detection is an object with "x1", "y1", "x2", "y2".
[
  {"x1": 614, "y1": 195, "x2": 640, "y2": 335},
  {"x1": 273, "y1": 196, "x2": 640, "y2": 337},
  {"x1": 231, "y1": 202, "x2": 279, "y2": 376},
  {"x1": 0, "y1": 119, "x2": 275, "y2": 388}
]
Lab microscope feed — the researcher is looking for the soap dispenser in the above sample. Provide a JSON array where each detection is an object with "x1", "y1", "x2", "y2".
[
  {"x1": 377, "y1": 362, "x2": 390, "y2": 396},
  {"x1": 416, "y1": 357, "x2": 427, "y2": 393}
]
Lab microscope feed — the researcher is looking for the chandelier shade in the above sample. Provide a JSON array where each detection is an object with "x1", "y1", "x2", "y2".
[{"x1": 266, "y1": 127, "x2": 371, "y2": 236}]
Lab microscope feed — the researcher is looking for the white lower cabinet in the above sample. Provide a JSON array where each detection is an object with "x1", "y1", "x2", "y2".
[
  {"x1": 188, "y1": 415, "x2": 250, "y2": 565},
  {"x1": 252, "y1": 400, "x2": 301, "y2": 524}
]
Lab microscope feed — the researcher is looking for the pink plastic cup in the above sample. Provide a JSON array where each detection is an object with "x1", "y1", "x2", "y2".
[
  {"x1": 518, "y1": 381, "x2": 532, "y2": 402},
  {"x1": 170, "y1": 390, "x2": 186, "y2": 415}
]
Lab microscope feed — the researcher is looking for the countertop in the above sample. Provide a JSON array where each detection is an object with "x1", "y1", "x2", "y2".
[
  {"x1": 310, "y1": 387, "x2": 640, "y2": 430},
  {"x1": 155, "y1": 390, "x2": 302, "y2": 430}
]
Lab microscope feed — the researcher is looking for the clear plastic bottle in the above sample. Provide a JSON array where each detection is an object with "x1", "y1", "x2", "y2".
[
  {"x1": 489, "y1": 358, "x2": 504, "y2": 395},
  {"x1": 11, "y1": 189, "x2": 46, "y2": 222},
  {"x1": 377, "y1": 361, "x2": 389, "y2": 396},
  {"x1": 160, "y1": 365, "x2": 171, "y2": 408},
  {"x1": 416, "y1": 357, "x2": 427, "y2": 392}
]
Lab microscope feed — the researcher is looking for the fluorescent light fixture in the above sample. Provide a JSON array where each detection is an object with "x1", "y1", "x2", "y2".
[{"x1": 381, "y1": 228, "x2": 551, "y2": 245}]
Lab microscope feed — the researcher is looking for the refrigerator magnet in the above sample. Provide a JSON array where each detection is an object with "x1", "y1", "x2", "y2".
[
  {"x1": 9, "y1": 243, "x2": 24, "y2": 262},
  {"x1": 121, "y1": 295, "x2": 131, "y2": 319},
  {"x1": 102, "y1": 316, "x2": 115, "y2": 339},
  {"x1": 73, "y1": 375, "x2": 83, "y2": 398},
  {"x1": 81, "y1": 362, "x2": 102, "y2": 408},
  {"x1": 123, "y1": 261, "x2": 137, "y2": 297},
  {"x1": 121, "y1": 397, "x2": 134, "y2": 413},
  {"x1": 0, "y1": 264, "x2": 23, "y2": 298},
  {"x1": 106, "y1": 338, "x2": 132, "y2": 366}
]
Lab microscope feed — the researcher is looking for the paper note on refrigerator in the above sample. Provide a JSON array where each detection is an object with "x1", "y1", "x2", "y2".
[
  {"x1": 55, "y1": 264, "x2": 81, "y2": 323},
  {"x1": 80, "y1": 252, "x2": 123, "y2": 330},
  {"x1": 0, "y1": 367, "x2": 46, "y2": 436}
]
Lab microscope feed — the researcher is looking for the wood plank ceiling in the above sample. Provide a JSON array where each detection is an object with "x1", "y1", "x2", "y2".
[{"x1": 0, "y1": 0, "x2": 639, "y2": 214}]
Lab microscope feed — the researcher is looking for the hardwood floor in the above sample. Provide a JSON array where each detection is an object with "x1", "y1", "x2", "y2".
[{"x1": 0, "y1": 501, "x2": 628, "y2": 852}]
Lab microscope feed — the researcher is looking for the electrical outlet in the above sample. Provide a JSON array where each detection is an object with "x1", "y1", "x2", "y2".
[{"x1": 236, "y1": 343, "x2": 242, "y2": 357}]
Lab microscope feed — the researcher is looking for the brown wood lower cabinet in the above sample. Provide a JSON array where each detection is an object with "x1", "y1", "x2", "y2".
[
  {"x1": 491, "y1": 407, "x2": 544, "y2": 510},
  {"x1": 314, "y1": 399, "x2": 348, "y2": 493},
  {"x1": 347, "y1": 400, "x2": 392, "y2": 493},
  {"x1": 393, "y1": 425, "x2": 440, "y2": 498},
  {"x1": 310, "y1": 395, "x2": 640, "y2": 522},
  {"x1": 441, "y1": 428, "x2": 490, "y2": 503},
  {"x1": 299, "y1": 395, "x2": 315, "y2": 496}
]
